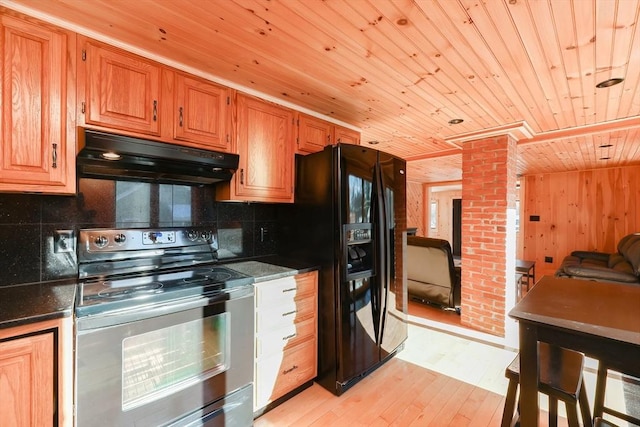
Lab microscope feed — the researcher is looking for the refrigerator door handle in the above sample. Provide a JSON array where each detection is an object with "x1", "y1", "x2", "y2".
[
  {"x1": 377, "y1": 164, "x2": 390, "y2": 346},
  {"x1": 370, "y1": 164, "x2": 382, "y2": 344},
  {"x1": 372, "y1": 162, "x2": 388, "y2": 346}
]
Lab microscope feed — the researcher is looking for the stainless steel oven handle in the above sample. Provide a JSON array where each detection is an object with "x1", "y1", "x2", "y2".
[{"x1": 76, "y1": 286, "x2": 253, "y2": 332}]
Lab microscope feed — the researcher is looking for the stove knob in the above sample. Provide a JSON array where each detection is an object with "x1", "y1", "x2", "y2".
[
  {"x1": 114, "y1": 233, "x2": 126, "y2": 244},
  {"x1": 94, "y1": 235, "x2": 108, "y2": 248},
  {"x1": 200, "y1": 230, "x2": 212, "y2": 241},
  {"x1": 187, "y1": 230, "x2": 199, "y2": 241}
]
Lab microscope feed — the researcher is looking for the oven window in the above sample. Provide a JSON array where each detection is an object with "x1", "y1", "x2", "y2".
[{"x1": 121, "y1": 313, "x2": 230, "y2": 410}]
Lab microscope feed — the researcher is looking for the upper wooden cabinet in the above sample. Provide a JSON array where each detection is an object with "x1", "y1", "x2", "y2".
[
  {"x1": 81, "y1": 40, "x2": 161, "y2": 136},
  {"x1": 79, "y1": 38, "x2": 232, "y2": 151},
  {"x1": 297, "y1": 113, "x2": 332, "y2": 154},
  {"x1": 334, "y1": 124, "x2": 360, "y2": 145},
  {"x1": 218, "y1": 94, "x2": 295, "y2": 203},
  {"x1": 171, "y1": 72, "x2": 230, "y2": 151},
  {"x1": 296, "y1": 113, "x2": 360, "y2": 154},
  {"x1": 0, "y1": 13, "x2": 76, "y2": 194}
]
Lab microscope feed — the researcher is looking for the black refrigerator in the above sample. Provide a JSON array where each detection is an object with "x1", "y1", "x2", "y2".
[{"x1": 288, "y1": 143, "x2": 408, "y2": 396}]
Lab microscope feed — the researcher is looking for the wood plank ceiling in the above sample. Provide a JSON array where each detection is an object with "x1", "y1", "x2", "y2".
[{"x1": 3, "y1": 0, "x2": 640, "y2": 183}]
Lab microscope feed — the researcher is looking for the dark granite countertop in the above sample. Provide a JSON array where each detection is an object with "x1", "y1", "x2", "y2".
[
  {"x1": 224, "y1": 256, "x2": 318, "y2": 282},
  {"x1": 0, "y1": 256, "x2": 313, "y2": 329},
  {"x1": 0, "y1": 279, "x2": 76, "y2": 330}
]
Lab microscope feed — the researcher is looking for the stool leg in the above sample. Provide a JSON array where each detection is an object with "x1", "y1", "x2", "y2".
[
  {"x1": 501, "y1": 378, "x2": 519, "y2": 427},
  {"x1": 565, "y1": 401, "x2": 580, "y2": 427},
  {"x1": 578, "y1": 377, "x2": 593, "y2": 427},
  {"x1": 593, "y1": 363, "x2": 607, "y2": 419},
  {"x1": 549, "y1": 396, "x2": 558, "y2": 427}
]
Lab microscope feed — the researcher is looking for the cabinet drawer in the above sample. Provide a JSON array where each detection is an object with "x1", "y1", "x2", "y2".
[
  {"x1": 255, "y1": 338, "x2": 316, "y2": 409},
  {"x1": 255, "y1": 272, "x2": 317, "y2": 305},
  {"x1": 255, "y1": 295, "x2": 316, "y2": 333},
  {"x1": 256, "y1": 317, "x2": 316, "y2": 359}
]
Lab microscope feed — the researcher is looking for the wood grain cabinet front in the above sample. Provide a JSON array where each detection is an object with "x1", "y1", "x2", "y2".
[
  {"x1": 0, "y1": 13, "x2": 76, "y2": 194},
  {"x1": 296, "y1": 113, "x2": 360, "y2": 154},
  {"x1": 218, "y1": 94, "x2": 295, "y2": 203},
  {"x1": 254, "y1": 271, "x2": 318, "y2": 413},
  {"x1": 81, "y1": 39, "x2": 161, "y2": 136},
  {"x1": 297, "y1": 113, "x2": 332, "y2": 154},
  {"x1": 170, "y1": 72, "x2": 231, "y2": 151},
  {"x1": 334, "y1": 124, "x2": 360, "y2": 145},
  {"x1": 0, "y1": 317, "x2": 73, "y2": 427}
]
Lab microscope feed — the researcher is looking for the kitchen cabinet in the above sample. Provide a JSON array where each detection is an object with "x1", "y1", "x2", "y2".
[
  {"x1": 218, "y1": 94, "x2": 295, "y2": 203},
  {"x1": 297, "y1": 113, "x2": 332, "y2": 154},
  {"x1": 254, "y1": 271, "x2": 318, "y2": 413},
  {"x1": 79, "y1": 38, "x2": 233, "y2": 152},
  {"x1": 334, "y1": 124, "x2": 360, "y2": 145},
  {"x1": 296, "y1": 113, "x2": 360, "y2": 154},
  {"x1": 80, "y1": 39, "x2": 161, "y2": 136},
  {"x1": 0, "y1": 317, "x2": 73, "y2": 427},
  {"x1": 0, "y1": 13, "x2": 76, "y2": 194},
  {"x1": 170, "y1": 72, "x2": 231, "y2": 151}
]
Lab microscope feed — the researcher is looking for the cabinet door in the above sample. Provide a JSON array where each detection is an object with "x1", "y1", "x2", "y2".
[
  {"x1": 0, "y1": 332, "x2": 54, "y2": 427},
  {"x1": 233, "y1": 94, "x2": 294, "y2": 202},
  {"x1": 297, "y1": 113, "x2": 331, "y2": 154},
  {"x1": 83, "y1": 41, "x2": 161, "y2": 135},
  {"x1": 334, "y1": 125, "x2": 360, "y2": 145},
  {"x1": 0, "y1": 15, "x2": 75, "y2": 193},
  {"x1": 173, "y1": 73, "x2": 230, "y2": 151}
]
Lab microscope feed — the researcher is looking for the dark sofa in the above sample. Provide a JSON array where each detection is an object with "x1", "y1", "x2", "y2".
[
  {"x1": 406, "y1": 236, "x2": 461, "y2": 311},
  {"x1": 555, "y1": 233, "x2": 640, "y2": 284}
]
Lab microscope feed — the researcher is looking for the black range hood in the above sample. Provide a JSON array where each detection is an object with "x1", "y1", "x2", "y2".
[{"x1": 77, "y1": 129, "x2": 238, "y2": 186}]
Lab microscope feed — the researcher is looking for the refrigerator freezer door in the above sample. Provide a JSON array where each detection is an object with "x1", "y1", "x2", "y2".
[{"x1": 336, "y1": 145, "x2": 380, "y2": 389}]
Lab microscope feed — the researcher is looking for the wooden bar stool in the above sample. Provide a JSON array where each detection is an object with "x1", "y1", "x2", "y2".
[
  {"x1": 594, "y1": 417, "x2": 619, "y2": 427},
  {"x1": 593, "y1": 362, "x2": 640, "y2": 426},
  {"x1": 501, "y1": 342, "x2": 592, "y2": 427}
]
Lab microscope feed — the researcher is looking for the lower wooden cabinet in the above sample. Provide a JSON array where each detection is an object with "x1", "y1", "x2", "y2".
[
  {"x1": 254, "y1": 271, "x2": 318, "y2": 413},
  {"x1": 0, "y1": 317, "x2": 73, "y2": 427}
]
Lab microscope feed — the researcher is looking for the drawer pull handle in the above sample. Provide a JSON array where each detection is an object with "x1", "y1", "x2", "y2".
[
  {"x1": 282, "y1": 310, "x2": 297, "y2": 317},
  {"x1": 52, "y1": 143, "x2": 58, "y2": 168},
  {"x1": 282, "y1": 287, "x2": 297, "y2": 293},
  {"x1": 282, "y1": 333, "x2": 297, "y2": 341},
  {"x1": 283, "y1": 365, "x2": 298, "y2": 375}
]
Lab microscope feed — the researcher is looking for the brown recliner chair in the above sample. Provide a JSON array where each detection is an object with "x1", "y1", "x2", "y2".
[{"x1": 406, "y1": 236, "x2": 461, "y2": 312}]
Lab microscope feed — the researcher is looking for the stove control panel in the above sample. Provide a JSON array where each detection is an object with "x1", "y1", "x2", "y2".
[
  {"x1": 78, "y1": 227, "x2": 219, "y2": 260},
  {"x1": 143, "y1": 231, "x2": 176, "y2": 245}
]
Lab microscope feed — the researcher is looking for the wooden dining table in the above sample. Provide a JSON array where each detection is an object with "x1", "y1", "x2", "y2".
[{"x1": 508, "y1": 275, "x2": 640, "y2": 426}]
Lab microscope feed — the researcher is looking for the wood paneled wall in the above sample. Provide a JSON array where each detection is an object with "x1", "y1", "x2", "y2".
[
  {"x1": 406, "y1": 181, "x2": 425, "y2": 236},
  {"x1": 428, "y1": 189, "x2": 462, "y2": 244},
  {"x1": 522, "y1": 165, "x2": 640, "y2": 275}
]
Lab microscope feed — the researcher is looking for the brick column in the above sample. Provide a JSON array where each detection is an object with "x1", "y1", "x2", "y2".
[{"x1": 460, "y1": 135, "x2": 518, "y2": 336}]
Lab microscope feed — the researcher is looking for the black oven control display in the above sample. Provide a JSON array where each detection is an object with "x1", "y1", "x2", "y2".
[{"x1": 143, "y1": 231, "x2": 176, "y2": 245}]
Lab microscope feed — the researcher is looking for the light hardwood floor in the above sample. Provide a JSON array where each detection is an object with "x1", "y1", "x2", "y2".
[{"x1": 254, "y1": 320, "x2": 547, "y2": 427}]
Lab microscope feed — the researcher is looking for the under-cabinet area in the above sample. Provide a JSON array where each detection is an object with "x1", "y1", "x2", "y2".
[{"x1": 254, "y1": 271, "x2": 319, "y2": 414}]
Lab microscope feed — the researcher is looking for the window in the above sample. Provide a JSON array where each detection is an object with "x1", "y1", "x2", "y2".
[{"x1": 430, "y1": 201, "x2": 437, "y2": 229}]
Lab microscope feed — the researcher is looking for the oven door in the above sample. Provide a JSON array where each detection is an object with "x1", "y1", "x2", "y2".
[{"x1": 75, "y1": 288, "x2": 254, "y2": 427}]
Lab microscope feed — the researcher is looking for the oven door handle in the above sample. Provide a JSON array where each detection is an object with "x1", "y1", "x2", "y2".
[{"x1": 76, "y1": 286, "x2": 253, "y2": 332}]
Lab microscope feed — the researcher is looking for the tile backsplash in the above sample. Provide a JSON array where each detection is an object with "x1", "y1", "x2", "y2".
[{"x1": 0, "y1": 179, "x2": 280, "y2": 287}]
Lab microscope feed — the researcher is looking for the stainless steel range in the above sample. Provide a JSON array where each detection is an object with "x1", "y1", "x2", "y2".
[{"x1": 74, "y1": 226, "x2": 254, "y2": 427}]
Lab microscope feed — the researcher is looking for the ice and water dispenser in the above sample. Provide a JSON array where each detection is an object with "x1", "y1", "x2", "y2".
[{"x1": 344, "y1": 223, "x2": 374, "y2": 281}]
